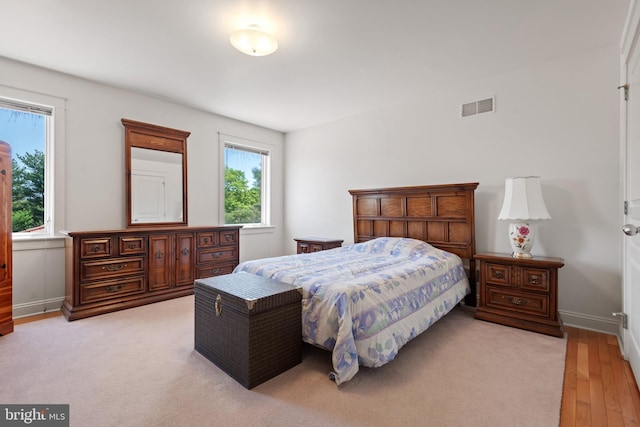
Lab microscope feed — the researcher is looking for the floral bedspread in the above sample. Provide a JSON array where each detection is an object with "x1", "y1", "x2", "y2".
[{"x1": 233, "y1": 237, "x2": 469, "y2": 385}]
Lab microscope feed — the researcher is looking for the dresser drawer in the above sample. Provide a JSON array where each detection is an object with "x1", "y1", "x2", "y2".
[
  {"x1": 196, "y1": 263, "x2": 236, "y2": 279},
  {"x1": 219, "y1": 230, "x2": 238, "y2": 246},
  {"x1": 80, "y1": 276, "x2": 146, "y2": 304},
  {"x1": 80, "y1": 238, "x2": 112, "y2": 258},
  {"x1": 483, "y1": 263, "x2": 510, "y2": 286},
  {"x1": 485, "y1": 286, "x2": 550, "y2": 318},
  {"x1": 196, "y1": 247, "x2": 237, "y2": 265},
  {"x1": 80, "y1": 257, "x2": 146, "y2": 281},
  {"x1": 520, "y1": 268, "x2": 550, "y2": 292},
  {"x1": 197, "y1": 232, "x2": 217, "y2": 248},
  {"x1": 119, "y1": 236, "x2": 146, "y2": 255}
]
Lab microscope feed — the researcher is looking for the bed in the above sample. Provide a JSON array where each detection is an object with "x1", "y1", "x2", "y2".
[{"x1": 234, "y1": 182, "x2": 478, "y2": 385}]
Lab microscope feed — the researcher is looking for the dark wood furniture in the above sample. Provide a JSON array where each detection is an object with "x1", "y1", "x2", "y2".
[
  {"x1": 62, "y1": 226, "x2": 241, "y2": 320},
  {"x1": 294, "y1": 237, "x2": 343, "y2": 254},
  {"x1": 349, "y1": 182, "x2": 478, "y2": 306},
  {"x1": 195, "y1": 273, "x2": 302, "y2": 389},
  {"x1": 474, "y1": 252, "x2": 564, "y2": 337},
  {"x1": 0, "y1": 141, "x2": 12, "y2": 335},
  {"x1": 122, "y1": 119, "x2": 189, "y2": 227}
]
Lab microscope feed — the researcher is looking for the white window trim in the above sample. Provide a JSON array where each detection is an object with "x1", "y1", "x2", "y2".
[
  {"x1": 218, "y1": 133, "x2": 272, "y2": 228},
  {"x1": 0, "y1": 84, "x2": 66, "y2": 241}
]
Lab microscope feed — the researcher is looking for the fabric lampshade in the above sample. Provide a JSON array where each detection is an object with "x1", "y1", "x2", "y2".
[{"x1": 498, "y1": 176, "x2": 551, "y2": 221}]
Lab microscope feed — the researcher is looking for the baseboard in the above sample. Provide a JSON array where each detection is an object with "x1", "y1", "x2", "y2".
[
  {"x1": 559, "y1": 309, "x2": 620, "y2": 336},
  {"x1": 13, "y1": 297, "x2": 64, "y2": 319}
]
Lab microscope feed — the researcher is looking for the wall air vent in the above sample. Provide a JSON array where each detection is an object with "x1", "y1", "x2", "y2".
[{"x1": 461, "y1": 96, "x2": 495, "y2": 118}]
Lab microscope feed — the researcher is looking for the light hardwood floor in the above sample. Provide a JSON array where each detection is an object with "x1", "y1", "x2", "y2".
[
  {"x1": 13, "y1": 313, "x2": 640, "y2": 425},
  {"x1": 561, "y1": 326, "x2": 640, "y2": 426}
]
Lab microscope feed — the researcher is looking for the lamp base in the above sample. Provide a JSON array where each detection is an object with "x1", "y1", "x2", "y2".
[
  {"x1": 508, "y1": 222, "x2": 535, "y2": 258},
  {"x1": 511, "y1": 251, "x2": 533, "y2": 259}
]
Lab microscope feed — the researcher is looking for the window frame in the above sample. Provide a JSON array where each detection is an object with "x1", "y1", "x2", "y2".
[
  {"x1": 219, "y1": 133, "x2": 271, "y2": 228},
  {"x1": 0, "y1": 85, "x2": 66, "y2": 240}
]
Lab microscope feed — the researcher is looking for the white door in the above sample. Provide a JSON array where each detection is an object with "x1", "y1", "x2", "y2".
[
  {"x1": 131, "y1": 174, "x2": 166, "y2": 223},
  {"x1": 621, "y1": 0, "x2": 640, "y2": 387}
]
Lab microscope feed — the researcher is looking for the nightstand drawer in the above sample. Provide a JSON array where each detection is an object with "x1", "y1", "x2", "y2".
[
  {"x1": 484, "y1": 263, "x2": 510, "y2": 286},
  {"x1": 521, "y1": 268, "x2": 550, "y2": 292},
  {"x1": 485, "y1": 286, "x2": 550, "y2": 318},
  {"x1": 298, "y1": 242, "x2": 325, "y2": 253}
]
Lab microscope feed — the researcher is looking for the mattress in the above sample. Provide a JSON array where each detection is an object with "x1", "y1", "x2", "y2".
[{"x1": 234, "y1": 237, "x2": 470, "y2": 384}]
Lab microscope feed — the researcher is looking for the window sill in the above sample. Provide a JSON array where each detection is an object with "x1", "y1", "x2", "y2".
[
  {"x1": 13, "y1": 233, "x2": 65, "y2": 251},
  {"x1": 238, "y1": 225, "x2": 276, "y2": 235}
]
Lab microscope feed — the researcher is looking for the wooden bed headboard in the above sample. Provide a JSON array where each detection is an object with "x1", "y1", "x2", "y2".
[{"x1": 349, "y1": 182, "x2": 479, "y2": 306}]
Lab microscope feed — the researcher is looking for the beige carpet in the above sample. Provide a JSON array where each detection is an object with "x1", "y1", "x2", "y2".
[{"x1": 0, "y1": 296, "x2": 566, "y2": 427}]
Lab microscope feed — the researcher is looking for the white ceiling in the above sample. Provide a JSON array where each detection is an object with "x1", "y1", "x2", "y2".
[{"x1": 0, "y1": 0, "x2": 630, "y2": 133}]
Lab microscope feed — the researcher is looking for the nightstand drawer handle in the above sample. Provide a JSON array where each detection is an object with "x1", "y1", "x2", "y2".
[
  {"x1": 529, "y1": 274, "x2": 540, "y2": 284},
  {"x1": 493, "y1": 271, "x2": 504, "y2": 279},
  {"x1": 502, "y1": 296, "x2": 529, "y2": 306}
]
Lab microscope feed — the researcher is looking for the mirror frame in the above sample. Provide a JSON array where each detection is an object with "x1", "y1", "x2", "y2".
[{"x1": 122, "y1": 118, "x2": 190, "y2": 227}]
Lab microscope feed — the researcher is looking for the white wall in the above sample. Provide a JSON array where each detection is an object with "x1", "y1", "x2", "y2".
[
  {"x1": 284, "y1": 44, "x2": 622, "y2": 334},
  {"x1": 0, "y1": 56, "x2": 285, "y2": 317}
]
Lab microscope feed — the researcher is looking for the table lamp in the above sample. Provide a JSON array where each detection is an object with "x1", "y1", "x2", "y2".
[{"x1": 498, "y1": 176, "x2": 551, "y2": 258}]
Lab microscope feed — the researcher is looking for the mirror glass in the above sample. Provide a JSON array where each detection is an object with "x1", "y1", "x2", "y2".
[
  {"x1": 130, "y1": 147, "x2": 183, "y2": 224},
  {"x1": 123, "y1": 118, "x2": 189, "y2": 227}
]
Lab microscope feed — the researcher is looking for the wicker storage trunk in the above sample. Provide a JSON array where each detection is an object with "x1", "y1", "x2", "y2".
[{"x1": 194, "y1": 272, "x2": 302, "y2": 389}]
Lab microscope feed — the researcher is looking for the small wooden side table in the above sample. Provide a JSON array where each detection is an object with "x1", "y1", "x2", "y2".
[
  {"x1": 474, "y1": 252, "x2": 565, "y2": 337},
  {"x1": 294, "y1": 237, "x2": 343, "y2": 254}
]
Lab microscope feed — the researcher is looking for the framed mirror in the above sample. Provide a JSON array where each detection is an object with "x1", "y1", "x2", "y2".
[{"x1": 122, "y1": 119, "x2": 190, "y2": 227}]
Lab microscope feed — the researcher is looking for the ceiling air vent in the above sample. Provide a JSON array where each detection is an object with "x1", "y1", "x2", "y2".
[{"x1": 461, "y1": 96, "x2": 495, "y2": 118}]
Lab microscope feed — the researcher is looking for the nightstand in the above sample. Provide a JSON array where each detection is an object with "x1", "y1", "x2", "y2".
[
  {"x1": 294, "y1": 237, "x2": 343, "y2": 254},
  {"x1": 474, "y1": 252, "x2": 565, "y2": 337}
]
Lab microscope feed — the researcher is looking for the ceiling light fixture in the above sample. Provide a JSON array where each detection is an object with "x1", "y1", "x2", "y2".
[{"x1": 229, "y1": 26, "x2": 278, "y2": 57}]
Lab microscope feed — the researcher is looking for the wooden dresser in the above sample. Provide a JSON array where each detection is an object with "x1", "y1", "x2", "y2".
[
  {"x1": 474, "y1": 252, "x2": 564, "y2": 337},
  {"x1": 0, "y1": 141, "x2": 12, "y2": 335},
  {"x1": 62, "y1": 225, "x2": 241, "y2": 320}
]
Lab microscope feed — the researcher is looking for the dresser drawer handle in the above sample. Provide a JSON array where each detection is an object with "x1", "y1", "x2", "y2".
[
  {"x1": 102, "y1": 264, "x2": 126, "y2": 272},
  {"x1": 104, "y1": 284, "x2": 125, "y2": 293},
  {"x1": 502, "y1": 296, "x2": 529, "y2": 306},
  {"x1": 210, "y1": 268, "x2": 222, "y2": 275},
  {"x1": 92, "y1": 245, "x2": 101, "y2": 252},
  {"x1": 493, "y1": 271, "x2": 504, "y2": 279},
  {"x1": 182, "y1": 248, "x2": 190, "y2": 256},
  {"x1": 210, "y1": 252, "x2": 223, "y2": 258},
  {"x1": 529, "y1": 275, "x2": 540, "y2": 284}
]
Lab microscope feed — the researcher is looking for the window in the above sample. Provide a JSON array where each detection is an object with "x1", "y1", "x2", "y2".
[
  {"x1": 0, "y1": 98, "x2": 52, "y2": 235},
  {"x1": 220, "y1": 134, "x2": 270, "y2": 226}
]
